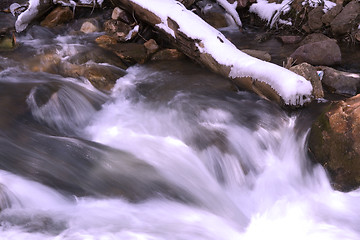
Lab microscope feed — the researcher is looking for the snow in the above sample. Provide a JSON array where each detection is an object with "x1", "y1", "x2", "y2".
[
  {"x1": 249, "y1": 0, "x2": 292, "y2": 27},
  {"x1": 130, "y1": 0, "x2": 313, "y2": 106},
  {"x1": 216, "y1": 0, "x2": 242, "y2": 27},
  {"x1": 15, "y1": 0, "x2": 41, "y2": 32}
]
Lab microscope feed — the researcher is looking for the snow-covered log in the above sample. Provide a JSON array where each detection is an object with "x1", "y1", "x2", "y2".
[{"x1": 116, "y1": 0, "x2": 313, "y2": 106}]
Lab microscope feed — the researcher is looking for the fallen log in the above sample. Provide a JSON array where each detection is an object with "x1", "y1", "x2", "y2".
[{"x1": 114, "y1": 0, "x2": 313, "y2": 106}]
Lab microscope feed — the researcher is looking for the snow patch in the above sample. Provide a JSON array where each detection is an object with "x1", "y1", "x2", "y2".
[
  {"x1": 132, "y1": 0, "x2": 312, "y2": 105},
  {"x1": 249, "y1": 0, "x2": 292, "y2": 27}
]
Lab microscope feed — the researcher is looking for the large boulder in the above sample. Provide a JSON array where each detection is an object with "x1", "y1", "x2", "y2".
[
  {"x1": 290, "y1": 39, "x2": 341, "y2": 66},
  {"x1": 290, "y1": 63, "x2": 324, "y2": 99},
  {"x1": 316, "y1": 66, "x2": 360, "y2": 96},
  {"x1": 308, "y1": 94, "x2": 360, "y2": 191},
  {"x1": 300, "y1": 33, "x2": 331, "y2": 45},
  {"x1": 330, "y1": 0, "x2": 360, "y2": 36}
]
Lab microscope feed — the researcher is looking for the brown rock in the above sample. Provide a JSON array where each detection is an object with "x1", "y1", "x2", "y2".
[
  {"x1": 308, "y1": 6, "x2": 324, "y2": 31},
  {"x1": 316, "y1": 66, "x2": 360, "y2": 95},
  {"x1": 330, "y1": 1, "x2": 360, "y2": 36},
  {"x1": 40, "y1": 6, "x2": 73, "y2": 28},
  {"x1": 144, "y1": 39, "x2": 159, "y2": 55},
  {"x1": 277, "y1": 35, "x2": 303, "y2": 44},
  {"x1": 300, "y1": 33, "x2": 331, "y2": 45},
  {"x1": 308, "y1": 94, "x2": 360, "y2": 191},
  {"x1": 290, "y1": 63, "x2": 324, "y2": 99},
  {"x1": 95, "y1": 35, "x2": 118, "y2": 47},
  {"x1": 111, "y1": 7, "x2": 133, "y2": 24},
  {"x1": 290, "y1": 39, "x2": 341, "y2": 66},
  {"x1": 150, "y1": 49, "x2": 185, "y2": 61},
  {"x1": 321, "y1": 4, "x2": 343, "y2": 26},
  {"x1": 111, "y1": 43, "x2": 148, "y2": 64},
  {"x1": 241, "y1": 49, "x2": 271, "y2": 62},
  {"x1": 60, "y1": 62, "x2": 125, "y2": 91},
  {"x1": 104, "y1": 19, "x2": 132, "y2": 42}
]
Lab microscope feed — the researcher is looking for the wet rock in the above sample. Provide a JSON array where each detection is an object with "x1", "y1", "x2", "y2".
[
  {"x1": 290, "y1": 39, "x2": 341, "y2": 66},
  {"x1": 277, "y1": 35, "x2": 303, "y2": 44},
  {"x1": 60, "y1": 62, "x2": 125, "y2": 91},
  {"x1": 30, "y1": 53, "x2": 61, "y2": 73},
  {"x1": 308, "y1": 94, "x2": 360, "y2": 191},
  {"x1": 290, "y1": 63, "x2": 324, "y2": 99},
  {"x1": 308, "y1": 6, "x2": 324, "y2": 31},
  {"x1": 316, "y1": 66, "x2": 360, "y2": 95},
  {"x1": 150, "y1": 49, "x2": 185, "y2": 61},
  {"x1": 330, "y1": 1, "x2": 360, "y2": 36},
  {"x1": 300, "y1": 33, "x2": 331, "y2": 45},
  {"x1": 104, "y1": 19, "x2": 136, "y2": 42},
  {"x1": 40, "y1": 6, "x2": 73, "y2": 28},
  {"x1": 107, "y1": 43, "x2": 148, "y2": 64},
  {"x1": 95, "y1": 35, "x2": 118, "y2": 47},
  {"x1": 68, "y1": 48, "x2": 128, "y2": 70},
  {"x1": 321, "y1": 4, "x2": 343, "y2": 26},
  {"x1": 80, "y1": 19, "x2": 100, "y2": 33},
  {"x1": 144, "y1": 39, "x2": 159, "y2": 55},
  {"x1": 241, "y1": 49, "x2": 271, "y2": 62}
]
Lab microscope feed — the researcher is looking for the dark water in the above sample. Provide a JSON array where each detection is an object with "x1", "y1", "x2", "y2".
[{"x1": 0, "y1": 23, "x2": 359, "y2": 239}]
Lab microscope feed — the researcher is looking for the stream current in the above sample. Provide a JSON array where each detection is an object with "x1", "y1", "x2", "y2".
[{"x1": 0, "y1": 25, "x2": 359, "y2": 239}]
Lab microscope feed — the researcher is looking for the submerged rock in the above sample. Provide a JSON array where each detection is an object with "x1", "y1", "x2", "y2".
[
  {"x1": 316, "y1": 66, "x2": 360, "y2": 96},
  {"x1": 308, "y1": 94, "x2": 360, "y2": 191}
]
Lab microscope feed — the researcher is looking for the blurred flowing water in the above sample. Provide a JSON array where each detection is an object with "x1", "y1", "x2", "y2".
[{"x1": 0, "y1": 25, "x2": 359, "y2": 240}]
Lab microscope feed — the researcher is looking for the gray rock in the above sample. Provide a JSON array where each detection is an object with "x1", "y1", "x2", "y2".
[
  {"x1": 316, "y1": 66, "x2": 360, "y2": 95},
  {"x1": 290, "y1": 39, "x2": 341, "y2": 66},
  {"x1": 308, "y1": 6, "x2": 324, "y2": 31},
  {"x1": 330, "y1": 0, "x2": 360, "y2": 36},
  {"x1": 290, "y1": 63, "x2": 324, "y2": 99},
  {"x1": 322, "y1": 4, "x2": 343, "y2": 26}
]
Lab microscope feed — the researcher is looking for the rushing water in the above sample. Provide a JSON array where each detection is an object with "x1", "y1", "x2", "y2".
[{"x1": 0, "y1": 24, "x2": 359, "y2": 240}]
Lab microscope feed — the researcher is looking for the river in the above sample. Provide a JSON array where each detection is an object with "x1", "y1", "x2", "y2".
[{"x1": 0, "y1": 24, "x2": 359, "y2": 240}]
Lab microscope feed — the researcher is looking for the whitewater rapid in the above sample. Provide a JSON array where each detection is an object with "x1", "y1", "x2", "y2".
[{"x1": 0, "y1": 62, "x2": 359, "y2": 240}]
